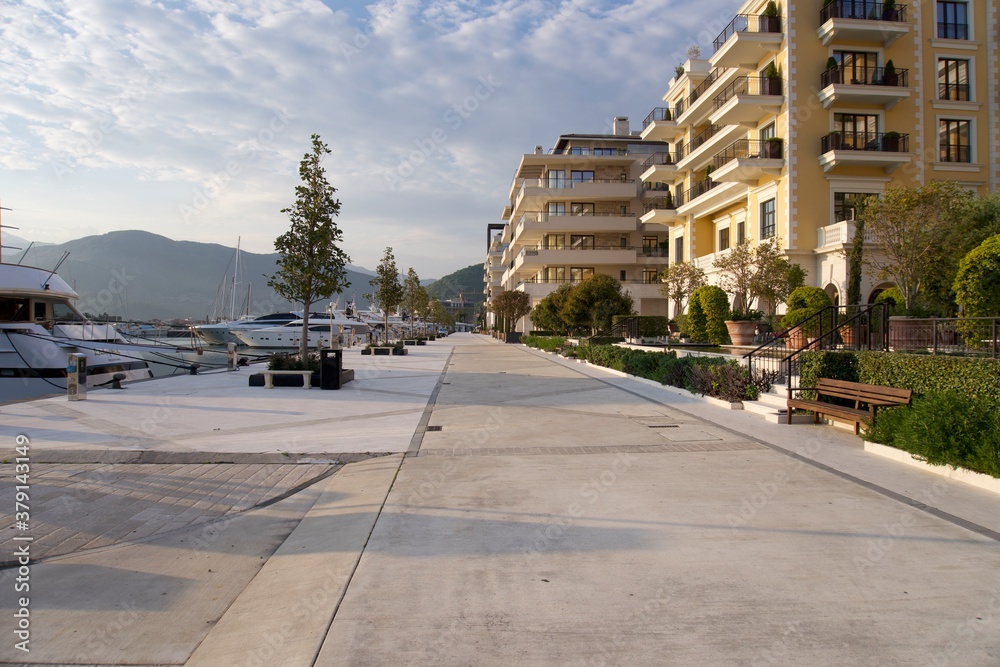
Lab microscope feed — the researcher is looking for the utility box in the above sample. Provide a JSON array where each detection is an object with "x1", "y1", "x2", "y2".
[
  {"x1": 67, "y1": 353, "x2": 87, "y2": 401},
  {"x1": 319, "y1": 348, "x2": 343, "y2": 390}
]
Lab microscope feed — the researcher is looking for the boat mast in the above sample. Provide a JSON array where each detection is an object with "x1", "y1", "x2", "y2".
[{"x1": 230, "y1": 236, "x2": 241, "y2": 321}]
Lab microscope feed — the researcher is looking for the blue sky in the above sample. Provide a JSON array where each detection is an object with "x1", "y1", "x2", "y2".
[{"x1": 0, "y1": 0, "x2": 741, "y2": 278}]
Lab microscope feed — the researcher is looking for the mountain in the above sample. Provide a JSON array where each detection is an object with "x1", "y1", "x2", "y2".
[
  {"x1": 8, "y1": 230, "x2": 374, "y2": 321},
  {"x1": 426, "y1": 264, "x2": 485, "y2": 303}
]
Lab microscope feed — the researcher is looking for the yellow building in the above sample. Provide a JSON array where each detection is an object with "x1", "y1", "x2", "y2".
[
  {"x1": 639, "y1": 0, "x2": 999, "y2": 313},
  {"x1": 486, "y1": 118, "x2": 672, "y2": 331}
]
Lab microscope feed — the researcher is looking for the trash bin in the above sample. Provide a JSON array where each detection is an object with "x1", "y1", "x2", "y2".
[{"x1": 319, "y1": 348, "x2": 343, "y2": 390}]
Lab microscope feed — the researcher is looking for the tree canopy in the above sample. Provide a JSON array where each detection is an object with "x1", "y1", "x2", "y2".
[
  {"x1": 367, "y1": 247, "x2": 403, "y2": 343},
  {"x1": 268, "y1": 133, "x2": 350, "y2": 361},
  {"x1": 489, "y1": 289, "x2": 532, "y2": 332},
  {"x1": 560, "y1": 274, "x2": 634, "y2": 335},
  {"x1": 658, "y1": 262, "x2": 706, "y2": 316}
]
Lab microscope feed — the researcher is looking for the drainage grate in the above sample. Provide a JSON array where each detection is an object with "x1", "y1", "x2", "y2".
[
  {"x1": 647, "y1": 424, "x2": 679, "y2": 428},
  {"x1": 426, "y1": 425, "x2": 443, "y2": 432}
]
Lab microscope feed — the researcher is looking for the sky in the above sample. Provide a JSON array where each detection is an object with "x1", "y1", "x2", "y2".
[{"x1": 0, "y1": 0, "x2": 742, "y2": 279}]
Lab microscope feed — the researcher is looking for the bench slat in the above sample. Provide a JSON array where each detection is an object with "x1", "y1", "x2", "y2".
[{"x1": 789, "y1": 378, "x2": 912, "y2": 434}]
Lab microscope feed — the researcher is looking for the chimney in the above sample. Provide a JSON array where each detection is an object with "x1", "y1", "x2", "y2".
[
  {"x1": 534, "y1": 145, "x2": 544, "y2": 154},
  {"x1": 613, "y1": 116, "x2": 629, "y2": 136}
]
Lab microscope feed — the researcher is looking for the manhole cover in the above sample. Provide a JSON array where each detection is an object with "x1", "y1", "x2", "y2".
[{"x1": 426, "y1": 425, "x2": 443, "y2": 432}]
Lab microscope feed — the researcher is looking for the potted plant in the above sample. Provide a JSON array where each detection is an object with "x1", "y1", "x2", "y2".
[
  {"x1": 780, "y1": 286, "x2": 832, "y2": 349},
  {"x1": 881, "y1": 59, "x2": 898, "y2": 86},
  {"x1": 763, "y1": 61, "x2": 782, "y2": 95},
  {"x1": 664, "y1": 190, "x2": 674, "y2": 209},
  {"x1": 881, "y1": 130, "x2": 901, "y2": 152},
  {"x1": 761, "y1": 0, "x2": 781, "y2": 32},
  {"x1": 675, "y1": 65, "x2": 685, "y2": 79},
  {"x1": 881, "y1": 0, "x2": 899, "y2": 21},
  {"x1": 725, "y1": 309, "x2": 762, "y2": 346},
  {"x1": 826, "y1": 56, "x2": 841, "y2": 85},
  {"x1": 662, "y1": 108, "x2": 672, "y2": 121},
  {"x1": 764, "y1": 137, "x2": 783, "y2": 159}
]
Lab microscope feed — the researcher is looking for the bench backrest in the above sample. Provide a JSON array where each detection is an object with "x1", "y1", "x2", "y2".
[{"x1": 814, "y1": 378, "x2": 912, "y2": 405}]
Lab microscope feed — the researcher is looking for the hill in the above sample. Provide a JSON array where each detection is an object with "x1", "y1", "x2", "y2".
[
  {"x1": 7, "y1": 230, "x2": 374, "y2": 321},
  {"x1": 426, "y1": 264, "x2": 485, "y2": 303}
]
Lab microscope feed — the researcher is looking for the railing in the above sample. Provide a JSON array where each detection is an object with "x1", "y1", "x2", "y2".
[
  {"x1": 713, "y1": 139, "x2": 783, "y2": 168},
  {"x1": 820, "y1": 64, "x2": 908, "y2": 87},
  {"x1": 688, "y1": 67, "x2": 722, "y2": 106},
  {"x1": 642, "y1": 194, "x2": 684, "y2": 212},
  {"x1": 817, "y1": 219, "x2": 875, "y2": 247},
  {"x1": 820, "y1": 1, "x2": 908, "y2": 23},
  {"x1": 887, "y1": 317, "x2": 1000, "y2": 357},
  {"x1": 938, "y1": 82, "x2": 970, "y2": 101},
  {"x1": 522, "y1": 177, "x2": 635, "y2": 189},
  {"x1": 610, "y1": 316, "x2": 640, "y2": 340},
  {"x1": 684, "y1": 178, "x2": 718, "y2": 203},
  {"x1": 712, "y1": 76, "x2": 783, "y2": 110},
  {"x1": 519, "y1": 211, "x2": 634, "y2": 224},
  {"x1": 520, "y1": 278, "x2": 664, "y2": 287},
  {"x1": 520, "y1": 244, "x2": 640, "y2": 253},
  {"x1": 713, "y1": 13, "x2": 782, "y2": 51},
  {"x1": 642, "y1": 107, "x2": 682, "y2": 128},
  {"x1": 937, "y1": 21, "x2": 969, "y2": 39},
  {"x1": 682, "y1": 125, "x2": 723, "y2": 158},
  {"x1": 639, "y1": 247, "x2": 669, "y2": 258},
  {"x1": 547, "y1": 148, "x2": 629, "y2": 156},
  {"x1": 744, "y1": 304, "x2": 889, "y2": 396},
  {"x1": 642, "y1": 152, "x2": 676, "y2": 168},
  {"x1": 939, "y1": 144, "x2": 971, "y2": 163},
  {"x1": 820, "y1": 131, "x2": 909, "y2": 152}
]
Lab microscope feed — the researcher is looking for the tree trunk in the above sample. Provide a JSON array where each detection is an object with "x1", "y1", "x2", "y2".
[{"x1": 300, "y1": 300, "x2": 311, "y2": 364}]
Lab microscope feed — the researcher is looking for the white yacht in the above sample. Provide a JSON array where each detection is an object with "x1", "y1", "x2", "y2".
[
  {"x1": 191, "y1": 312, "x2": 301, "y2": 346},
  {"x1": 233, "y1": 316, "x2": 370, "y2": 349},
  {"x1": 0, "y1": 263, "x2": 155, "y2": 402}
]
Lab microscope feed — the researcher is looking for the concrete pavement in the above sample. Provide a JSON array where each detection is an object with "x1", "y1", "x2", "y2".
[{"x1": 1, "y1": 333, "x2": 998, "y2": 665}]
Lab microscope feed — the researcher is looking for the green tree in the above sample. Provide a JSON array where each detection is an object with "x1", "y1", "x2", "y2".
[
  {"x1": 529, "y1": 283, "x2": 574, "y2": 334},
  {"x1": 268, "y1": 134, "x2": 351, "y2": 362},
  {"x1": 954, "y1": 234, "x2": 1000, "y2": 317},
  {"x1": 659, "y1": 262, "x2": 706, "y2": 315},
  {"x1": 489, "y1": 289, "x2": 532, "y2": 332},
  {"x1": 561, "y1": 275, "x2": 634, "y2": 335},
  {"x1": 366, "y1": 247, "x2": 403, "y2": 344},
  {"x1": 689, "y1": 285, "x2": 731, "y2": 344},
  {"x1": 427, "y1": 299, "x2": 455, "y2": 329},
  {"x1": 401, "y1": 267, "x2": 428, "y2": 337},
  {"x1": 712, "y1": 238, "x2": 797, "y2": 316}
]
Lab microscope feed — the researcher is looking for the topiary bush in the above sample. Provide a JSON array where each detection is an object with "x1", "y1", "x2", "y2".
[
  {"x1": 689, "y1": 285, "x2": 731, "y2": 345},
  {"x1": 874, "y1": 287, "x2": 906, "y2": 317},
  {"x1": 687, "y1": 293, "x2": 708, "y2": 343},
  {"x1": 781, "y1": 286, "x2": 832, "y2": 337}
]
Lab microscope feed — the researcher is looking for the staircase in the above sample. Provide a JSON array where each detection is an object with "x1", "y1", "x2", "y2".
[{"x1": 742, "y1": 381, "x2": 814, "y2": 424}]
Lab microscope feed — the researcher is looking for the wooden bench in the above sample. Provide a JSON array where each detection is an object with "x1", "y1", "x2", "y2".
[
  {"x1": 787, "y1": 378, "x2": 911, "y2": 434},
  {"x1": 259, "y1": 369, "x2": 314, "y2": 389}
]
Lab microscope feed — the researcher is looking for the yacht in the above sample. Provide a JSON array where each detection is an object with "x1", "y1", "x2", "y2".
[
  {"x1": 191, "y1": 312, "x2": 301, "y2": 346},
  {"x1": 233, "y1": 316, "x2": 370, "y2": 349},
  {"x1": 0, "y1": 263, "x2": 155, "y2": 402}
]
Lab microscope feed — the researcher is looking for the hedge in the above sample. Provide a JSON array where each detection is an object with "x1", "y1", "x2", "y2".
[
  {"x1": 522, "y1": 335, "x2": 568, "y2": 352},
  {"x1": 798, "y1": 351, "x2": 858, "y2": 401}
]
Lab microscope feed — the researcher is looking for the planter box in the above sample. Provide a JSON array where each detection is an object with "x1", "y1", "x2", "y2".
[
  {"x1": 373, "y1": 347, "x2": 391, "y2": 356},
  {"x1": 702, "y1": 395, "x2": 744, "y2": 410},
  {"x1": 725, "y1": 320, "x2": 757, "y2": 346},
  {"x1": 391, "y1": 347, "x2": 408, "y2": 355},
  {"x1": 248, "y1": 373, "x2": 319, "y2": 388},
  {"x1": 864, "y1": 441, "x2": 1000, "y2": 495},
  {"x1": 361, "y1": 348, "x2": 372, "y2": 355},
  {"x1": 416, "y1": 340, "x2": 427, "y2": 346},
  {"x1": 404, "y1": 340, "x2": 417, "y2": 346}
]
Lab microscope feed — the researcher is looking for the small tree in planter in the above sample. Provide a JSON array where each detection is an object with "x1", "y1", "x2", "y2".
[
  {"x1": 780, "y1": 286, "x2": 832, "y2": 348},
  {"x1": 881, "y1": 0, "x2": 899, "y2": 21},
  {"x1": 366, "y1": 247, "x2": 404, "y2": 345},
  {"x1": 882, "y1": 59, "x2": 898, "y2": 86},
  {"x1": 826, "y1": 56, "x2": 841, "y2": 85},
  {"x1": 761, "y1": 0, "x2": 781, "y2": 32},
  {"x1": 659, "y1": 261, "x2": 706, "y2": 316},
  {"x1": 762, "y1": 61, "x2": 782, "y2": 95},
  {"x1": 490, "y1": 289, "x2": 532, "y2": 334},
  {"x1": 881, "y1": 131, "x2": 902, "y2": 152}
]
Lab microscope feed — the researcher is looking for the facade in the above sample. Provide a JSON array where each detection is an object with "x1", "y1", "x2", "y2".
[
  {"x1": 486, "y1": 118, "x2": 672, "y2": 332},
  {"x1": 636, "y1": 0, "x2": 999, "y2": 314}
]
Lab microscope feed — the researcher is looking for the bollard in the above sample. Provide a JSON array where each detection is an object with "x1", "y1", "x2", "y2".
[
  {"x1": 67, "y1": 352, "x2": 87, "y2": 401},
  {"x1": 227, "y1": 343, "x2": 237, "y2": 371}
]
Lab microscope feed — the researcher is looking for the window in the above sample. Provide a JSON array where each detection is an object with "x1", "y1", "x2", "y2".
[
  {"x1": 939, "y1": 119, "x2": 971, "y2": 162},
  {"x1": 937, "y1": 1, "x2": 969, "y2": 39},
  {"x1": 543, "y1": 234, "x2": 565, "y2": 249},
  {"x1": 834, "y1": 51, "x2": 878, "y2": 84},
  {"x1": 718, "y1": 227, "x2": 730, "y2": 251},
  {"x1": 834, "y1": 113, "x2": 879, "y2": 149},
  {"x1": 570, "y1": 170, "x2": 595, "y2": 183},
  {"x1": 546, "y1": 170, "x2": 566, "y2": 188},
  {"x1": 674, "y1": 237, "x2": 684, "y2": 263},
  {"x1": 760, "y1": 198, "x2": 776, "y2": 239},
  {"x1": 570, "y1": 202, "x2": 595, "y2": 215},
  {"x1": 546, "y1": 202, "x2": 566, "y2": 216},
  {"x1": 834, "y1": 192, "x2": 870, "y2": 222},
  {"x1": 642, "y1": 236, "x2": 659, "y2": 256},
  {"x1": 642, "y1": 268, "x2": 659, "y2": 284},
  {"x1": 736, "y1": 221, "x2": 746, "y2": 245},
  {"x1": 544, "y1": 267, "x2": 565, "y2": 282},
  {"x1": 620, "y1": 237, "x2": 627, "y2": 248},
  {"x1": 758, "y1": 123, "x2": 776, "y2": 142},
  {"x1": 620, "y1": 270, "x2": 627, "y2": 281},
  {"x1": 938, "y1": 59, "x2": 970, "y2": 100},
  {"x1": 570, "y1": 267, "x2": 594, "y2": 282},
  {"x1": 570, "y1": 235, "x2": 594, "y2": 249}
]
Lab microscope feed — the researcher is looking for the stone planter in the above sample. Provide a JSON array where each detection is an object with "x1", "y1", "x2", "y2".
[
  {"x1": 725, "y1": 320, "x2": 757, "y2": 346},
  {"x1": 361, "y1": 348, "x2": 372, "y2": 356},
  {"x1": 373, "y1": 347, "x2": 391, "y2": 356},
  {"x1": 391, "y1": 347, "x2": 408, "y2": 355}
]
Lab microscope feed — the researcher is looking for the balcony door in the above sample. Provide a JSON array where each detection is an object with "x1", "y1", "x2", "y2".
[
  {"x1": 546, "y1": 170, "x2": 566, "y2": 188},
  {"x1": 834, "y1": 113, "x2": 878, "y2": 149},
  {"x1": 834, "y1": 51, "x2": 877, "y2": 84}
]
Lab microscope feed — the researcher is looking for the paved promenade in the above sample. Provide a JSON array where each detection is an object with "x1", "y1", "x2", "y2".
[{"x1": 1, "y1": 334, "x2": 998, "y2": 665}]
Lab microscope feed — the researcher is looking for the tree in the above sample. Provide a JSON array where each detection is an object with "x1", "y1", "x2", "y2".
[
  {"x1": 489, "y1": 290, "x2": 532, "y2": 332},
  {"x1": 712, "y1": 238, "x2": 797, "y2": 317},
  {"x1": 427, "y1": 299, "x2": 455, "y2": 329},
  {"x1": 366, "y1": 247, "x2": 403, "y2": 344},
  {"x1": 860, "y1": 181, "x2": 970, "y2": 312},
  {"x1": 954, "y1": 234, "x2": 1000, "y2": 317},
  {"x1": 688, "y1": 285, "x2": 730, "y2": 344},
  {"x1": 268, "y1": 134, "x2": 350, "y2": 362},
  {"x1": 560, "y1": 274, "x2": 634, "y2": 335},
  {"x1": 659, "y1": 262, "x2": 706, "y2": 316},
  {"x1": 402, "y1": 267, "x2": 429, "y2": 337},
  {"x1": 529, "y1": 283, "x2": 574, "y2": 334}
]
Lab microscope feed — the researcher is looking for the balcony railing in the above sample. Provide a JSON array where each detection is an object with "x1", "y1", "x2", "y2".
[
  {"x1": 681, "y1": 125, "x2": 723, "y2": 158},
  {"x1": 641, "y1": 152, "x2": 677, "y2": 168},
  {"x1": 937, "y1": 21, "x2": 969, "y2": 39},
  {"x1": 684, "y1": 178, "x2": 719, "y2": 203},
  {"x1": 546, "y1": 148, "x2": 629, "y2": 156},
  {"x1": 521, "y1": 244, "x2": 639, "y2": 253},
  {"x1": 519, "y1": 211, "x2": 634, "y2": 224},
  {"x1": 642, "y1": 194, "x2": 685, "y2": 213},
  {"x1": 642, "y1": 106, "x2": 683, "y2": 128},
  {"x1": 712, "y1": 13, "x2": 782, "y2": 52},
  {"x1": 522, "y1": 177, "x2": 635, "y2": 189},
  {"x1": 939, "y1": 144, "x2": 971, "y2": 163},
  {"x1": 519, "y1": 277, "x2": 667, "y2": 286},
  {"x1": 938, "y1": 82, "x2": 970, "y2": 100},
  {"x1": 821, "y1": 131, "x2": 909, "y2": 152},
  {"x1": 820, "y1": 0, "x2": 908, "y2": 23},
  {"x1": 712, "y1": 76, "x2": 783, "y2": 110},
  {"x1": 712, "y1": 139, "x2": 783, "y2": 169},
  {"x1": 820, "y1": 64, "x2": 908, "y2": 87}
]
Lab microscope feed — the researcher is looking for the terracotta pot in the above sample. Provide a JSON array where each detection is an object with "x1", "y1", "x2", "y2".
[
  {"x1": 784, "y1": 326, "x2": 806, "y2": 350},
  {"x1": 725, "y1": 320, "x2": 757, "y2": 346},
  {"x1": 838, "y1": 324, "x2": 855, "y2": 348}
]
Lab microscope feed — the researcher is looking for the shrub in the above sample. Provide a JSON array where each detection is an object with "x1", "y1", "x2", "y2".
[
  {"x1": 864, "y1": 392, "x2": 1000, "y2": 478},
  {"x1": 689, "y1": 285, "x2": 731, "y2": 345},
  {"x1": 586, "y1": 336, "x2": 626, "y2": 346},
  {"x1": 799, "y1": 351, "x2": 859, "y2": 400},
  {"x1": 687, "y1": 360, "x2": 759, "y2": 401},
  {"x1": 954, "y1": 234, "x2": 1000, "y2": 317},
  {"x1": 522, "y1": 335, "x2": 567, "y2": 352},
  {"x1": 856, "y1": 351, "x2": 1000, "y2": 408},
  {"x1": 781, "y1": 286, "x2": 832, "y2": 336},
  {"x1": 874, "y1": 287, "x2": 906, "y2": 317},
  {"x1": 687, "y1": 294, "x2": 708, "y2": 343},
  {"x1": 268, "y1": 352, "x2": 320, "y2": 372}
]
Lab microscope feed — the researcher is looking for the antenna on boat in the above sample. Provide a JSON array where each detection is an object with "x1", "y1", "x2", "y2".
[
  {"x1": 15, "y1": 242, "x2": 33, "y2": 265},
  {"x1": 41, "y1": 251, "x2": 70, "y2": 290}
]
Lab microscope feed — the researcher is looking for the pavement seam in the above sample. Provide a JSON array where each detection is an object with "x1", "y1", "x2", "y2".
[
  {"x1": 405, "y1": 348, "x2": 455, "y2": 457},
  {"x1": 518, "y1": 344, "x2": 1000, "y2": 544}
]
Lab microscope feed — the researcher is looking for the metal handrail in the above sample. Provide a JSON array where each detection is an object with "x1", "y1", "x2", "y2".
[
  {"x1": 642, "y1": 107, "x2": 682, "y2": 127},
  {"x1": 682, "y1": 125, "x2": 723, "y2": 158},
  {"x1": 642, "y1": 152, "x2": 676, "y2": 168},
  {"x1": 713, "y1": 76, "x2": 784, "y2": 110},
  {"x1": 820, "y1": 131, "x2": 909, "y2": 152},
  {"x1": 712, "y1": 139, "x2": 783, "y2": 168},
  {"x1": 820, "y1": 1, "x2": 908, "y2": 23},
  {"x1": 713, "y1": 13, "x2": 782, "y2": 52},
  {"x1": 820, "y1": 64, "x2": 909, "y2": 87}
]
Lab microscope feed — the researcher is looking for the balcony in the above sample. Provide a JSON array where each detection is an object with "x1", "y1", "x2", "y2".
[
  {"x1": 514, "y1": 177, "x2": 637, "y2": 214},
  {"x1": 710, "y1": 139, "x2": 785, "y2": 185},
  {"x1": 710, "y1": 13, "x2": 784, "y2": 70},
  {"x1": 514, "y1": 211, "x2": 637, "y2": 239},
  {"x1": 709, "y1": 76, "x2": 784, "y2": 127},
  {"x1": 676, "y1": 66, "x2": 743, "y2": 127},
  {"x1": 677, "y1": 178, "x2": 748, "y2": 218},
  {"x1": 818, "y1": 65, "x2": 911, "y2": 109},
  {"x1": 818, "y1": 131, "x2": 911, "y2": 173},
  {"x1": 640, "y1": 106, "x2": 684, "y2": 142},
  {"x1": 513, "y1": 244, "x2": 639, "y2": 272},
  {"x1": 817, "y1": 0, "x2": 910, "y2": 46},
  {"x1": 640, "y1": 152, "x2": 679, "y2": 183},
  {"x1": 639, "y1": 194, "x2": 684, "y2": 226},
  {"x1": 636, "y1": 247, "x2": 670, "y2": 265},
  {"x1": 676, "y1": 124, "x2": 745, "y2": 172},
  {"x1": 816, "y1": 218, "x2": 876, "y2": 251}
]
